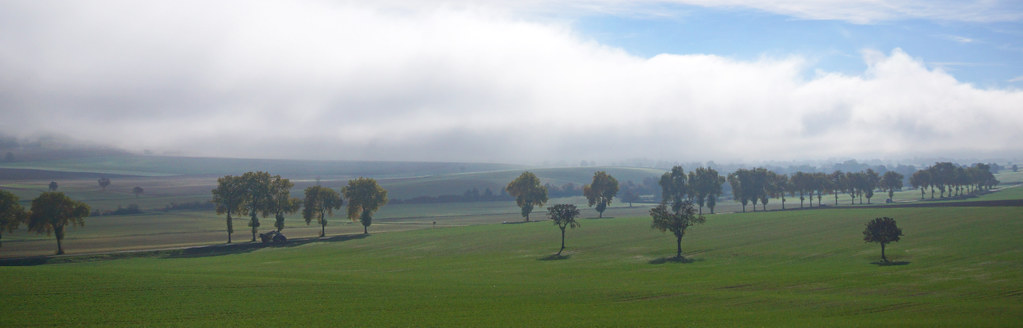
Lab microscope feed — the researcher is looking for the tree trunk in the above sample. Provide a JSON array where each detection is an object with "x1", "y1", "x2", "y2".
[
  {"x1": 320, "y1": 223, "x2": 325, "y2": 237},
  {"x1": 226, "y1": 213, "x2": 233, "y2": 244},
  {"x1": 881, "y1": 242, "x2": 887, "y2": 263},
  {"x1": 676, "y1": 236, "x2": 683, "y2": 259},
  {"x1": 363, "y1": 225, "x2": 368, "y2": 234},
  {"x1": 55, "y1": 235, "x2": 64, "y2": 255},
  {"x1": 558, "y1": 228, "x2": 566, "y2": 256}
]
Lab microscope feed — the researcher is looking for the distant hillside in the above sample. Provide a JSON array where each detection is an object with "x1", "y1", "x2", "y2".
[
  {"x1": 376, "y1": 166, "x2": 664, "y2": 200},
  {"x1": 0, "y1": 154, "x2": 526, "y2": 178}
]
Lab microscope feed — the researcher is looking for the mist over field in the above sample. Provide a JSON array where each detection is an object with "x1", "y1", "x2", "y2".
[{"x1": 1, "y1": 1, "x2": 1021, "y2": 164}]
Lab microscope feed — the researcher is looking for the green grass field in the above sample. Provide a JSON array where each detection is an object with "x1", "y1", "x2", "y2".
[{"x1": 2, "y1": 205, "x2": 1021, "y2": 326}]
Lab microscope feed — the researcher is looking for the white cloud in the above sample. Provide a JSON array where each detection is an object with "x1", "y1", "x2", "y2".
[
  {"x1": 369, "y1": 0, "x2": 1023, "y2": 23},
  {"x1": 1, "y1": 1, "x2": 1021, "y2": 163},
  {"x1": 1009, "y1": 76, "x2": 1023, "y2": 83}
]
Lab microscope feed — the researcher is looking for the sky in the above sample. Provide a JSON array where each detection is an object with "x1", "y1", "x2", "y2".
[{"x1": 1, "y1": 0, "x2": 1022, "y2": 165}]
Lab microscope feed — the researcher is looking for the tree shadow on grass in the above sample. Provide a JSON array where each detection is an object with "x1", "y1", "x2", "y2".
[
  {"x1": 871, "y1": 261, "x2": 911, "y2": 266},
  {"x1": 0, "y1": 234, "x2": 370, "y2": 265},
  {"x1": 648, "y1": 256, "x2": 701, "y2": 264},
  {"x1": 163, "y1": 233, "x2": 368, "y2": 259},
  {"x1": 538, "y1": 254, "x2": 571, "y2": 261}
]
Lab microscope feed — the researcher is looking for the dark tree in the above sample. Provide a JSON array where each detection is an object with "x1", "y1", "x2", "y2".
[
  {"x1": 97, "y1": 177, "x2": 111, "y2": 191},
  {"x1": 547, "y1": 204, "x2": 580, "y2": 256},
  {"x1": 909, "y1": 170, "x2": 929, "y2": 200},
  {"x1": 829, "y1": 170, "x2": 845, "y2": 206},
  {"x1": 240, "y1": 171, "x2": 275, "y2": 242},
  {"x1": 879, "y1": 171, "x2": 904, "y2": 202},
  {"x1": 862, "y1": 169, "x2": 880, "y2": 204},
  {"x1": 767, "y1": 171, "x2": 788, "y2": 210},
  {"x1": 268, "y1": 176, "x2": 300, "y2": 232},
  {"x1": 0, "y1": 190, "x2": 28, "y2": 249},
  {"x1": 659, "y1": 166, "x2": 688, "y2": 209},
  {"x1": 48, "y1": 181, "x2": 58, "y2": 191},
  {"x1": 212, "y1": 175, "x2": 246, "y2": 243},
  {"x1": 650, "y1": 200, "x2": 706, "y2": 259},
  {"x1": 302, "y1": 185, "x2": 342, "y2": 237},
  {"x1": 690, "y1": 167, "x2": 723, "y2": 214},
  {"x1": 506, "y1": 171, "x2": 548, "y2": 222},
  {"x1": 342, "y1": 177, "x2": 388, "y2": 234},
  {"x1": 620, "y1": 188, "x2": 640, "y2": 208},
  {"x1": 863, "y1": 217, "x2": 903, "y2": 263},
  {"x1": 788, "y1": 171, "x2": 807, "y2": 208},
  {"x1": 727, "y1": 171, "x2": 747, "y2": 213},
  {"x1": 132, "y1": 186, "x2": 144, "y2": 198},
  {"x1": 583, "y1": 171, "x2": 619, "y2": 218},
  {"x1": 27, "y1": 192, "x2": 90, "y2": 255}
]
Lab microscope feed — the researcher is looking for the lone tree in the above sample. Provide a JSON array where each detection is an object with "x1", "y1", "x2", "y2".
[
  {"x1": 48, "y1": 181, "x2": 58, "y2": 191},
  {"x1": 342, "y1": 177, "x2": 388, "y2": 234},
  {"x1": 547, "y1": 204, "x2": 580, "y2": 256},
  {"x1": 97, "y1": 177, "x2": 111, "y2": 191},
  {"x1": 506, "y1": 171, "x2": 548, "y2": 222},
  {"x1": 0, "y1": 190, "x2": 28, "y2": 249},
  {"x1": 650, "y1": 200, "x2": 706, "y2": 259},
  {"x1": 212, "y1": 175, "x2": 246, "y2": 243},
  {"x1": 27, "y1": 192, "x2": 90, "y2": 255},
  {"x1": 863, "y1": 217, "x2": 903, "y2": 263},
  {"x1": 132, "y1": 186, "x2": 144, "y2": 198},
  {"x1": 583, "y1": 171, "x2": 619, "y2": 218},
  {"x1": 302, "y1": 185, "x2": 342, "y2": 237}
]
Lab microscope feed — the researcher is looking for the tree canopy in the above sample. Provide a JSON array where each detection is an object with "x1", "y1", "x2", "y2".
[
  {"x1": 583, "y1": 171, "x2": 618, "y2": 218},
  {"x1": 506, "y1": 171, "x2": 548, "y2": 221},
  {"x1": 27, "y1": 192, "x2": 90, "y2": 255},
  {"x1": 342, "y1": 177, "x2": 388, "y2": 234},
  {"x1": 0, "y1": 190, "x2": 28, "y2": 249}
]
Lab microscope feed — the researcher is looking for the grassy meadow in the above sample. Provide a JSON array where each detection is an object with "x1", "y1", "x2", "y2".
[
  {"x1": 2, "y1": 206, "x2": 1021, "y2": 326},
  {"x1": 1, "y1": 155, "x2": 1022, "y2": 326}
]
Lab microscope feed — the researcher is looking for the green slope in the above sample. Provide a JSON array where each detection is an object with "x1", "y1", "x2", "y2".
[{"x1": 2, "y1": 206, "x2": 1020, "y2": 327}]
